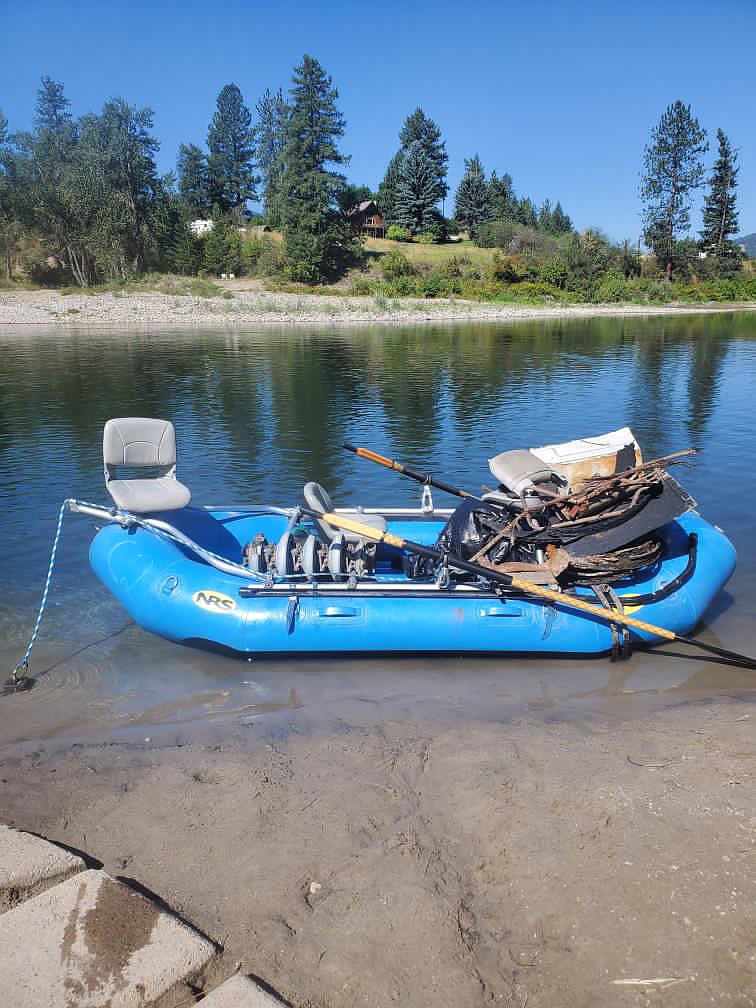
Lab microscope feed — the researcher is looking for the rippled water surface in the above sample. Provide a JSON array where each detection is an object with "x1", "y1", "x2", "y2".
[{"x1": 1, "y1": 314, "x2": 754, "y2": 743}]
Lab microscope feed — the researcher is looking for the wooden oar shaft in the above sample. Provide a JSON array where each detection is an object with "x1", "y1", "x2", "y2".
[
  {"x1": 320, "y1": 510, "x2": 675, "y2": 639},
  {"x1": 343, "y1": 442, "x2": 476, "y2": 500}
]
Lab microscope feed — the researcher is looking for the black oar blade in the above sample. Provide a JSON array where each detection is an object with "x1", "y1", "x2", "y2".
[{"x1": 675, "y1": 635, "x2": 756, "y2": 670}]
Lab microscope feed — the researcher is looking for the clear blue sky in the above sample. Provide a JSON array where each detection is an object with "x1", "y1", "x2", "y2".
[{"x1": 2, "y1": 0, "x2": 754, "y2": 242}]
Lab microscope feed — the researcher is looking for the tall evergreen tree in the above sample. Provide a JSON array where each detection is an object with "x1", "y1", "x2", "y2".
[
  {"x1": 551, "y1": 200, "x2": 573, "y2": 233},
  {"x1": 279, "y1": 54, "x2": 357, "y2": 282},
  {"x1": 207, "y1": 83, "x2": 257, "y2": 215},
  {"x1": 538, "y1": 198, "x2": 554, "y2": 231},
  {"x1": 516, "y1": 197, "x2": 537, "y2": 228},
  {"x1": 454, "y1": 154, "x2": 491, "y2": 238},
  {"x1": 700, "y1": 128, "x2": 741, "y2": 275},
  {"x1": 379, "y1": 107, "x2": 447, "y2": 224},
  {"x1": 393, "y1": 141, "x2": 445, "y2": 234},
  {"x1": 254, "y1": 87, "x2": 288, "y2": 225},
  {"x1": 0, "y1": 108, "x2": 19, "y2": 279},
  {"x1": 377, "y1": 151, "x2": 404, "y2": 225},
  {"x1": 177, "y1": 143, "x2": 209, "y2": 215},
  {"x1": 399, "y1": 107, "x2": 448, "y2": 198},
  {"x1": 35, "y1": 76, "x2": 72, "y2": 131},
  {"x1": 488, "y1": 171, "x2": 517, "y2": 220},
  {"x1": 641, "y1": 100, "x2": 708, "y2": 280}
]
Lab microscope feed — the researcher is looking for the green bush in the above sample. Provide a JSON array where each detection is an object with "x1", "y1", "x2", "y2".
[
  {"x1": 488, "y1": 252, "x2": 524, "y2": 284},
  {"x1": 380, "y1": 249, "x2": 415, "y2": 280},
  {"x1": 348, "y1": 277, "x2": 374, "y2": 295},
  {"x1": 386, "y1": 224, "x2": 411, "y2": 242},
  {"x1": 477, "y1": 219, "x2": 515, "y2": 249},
  {"x1": 538, "y1": 257, "x2": 568, "y2": 289}
]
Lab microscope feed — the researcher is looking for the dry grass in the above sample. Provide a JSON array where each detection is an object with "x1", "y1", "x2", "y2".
[{"x1": 363, "y1": 236, "x2": 498, "y2": 269}]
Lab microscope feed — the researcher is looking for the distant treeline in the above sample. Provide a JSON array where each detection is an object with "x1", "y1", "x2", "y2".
[{"x1": 0, "y1": 62, "x2": 748, "y2": 290}]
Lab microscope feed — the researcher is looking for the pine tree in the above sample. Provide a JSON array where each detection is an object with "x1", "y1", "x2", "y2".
[
  {"x1": 641, "y1": 101, "x2": 708, "y2": 280},
  {"x1": 398, "y1": 107, "x2": 448, "y2": 198},
  {"x1": 279, "y1": 55, "x2": 357, "y2": 282},
  {"x1": 35, "y1": 76, "x2": 72, "y2": 131},
  {"x1": 393, "y1": 141, "x2": 445, "y2": 235},
  {"x1": 177, "y1": 143, "x2": 209, "y2": 215},
  {"x1": 700, "y1": 128, "x2": 741, "y2": 276},
  {"x1": 377, "y1": 151, "x2": 404, "y2": 225},
  {"x1": 516, "y1": 197, "x2": 537, "y2": 228},
  {"x1": 207, "y1": 83, "x2": 257, "y2": 216},
  {"x1": 454, "y1": 155, "x2": 491, "y2": 238},
  {"x1": 551, "y1": 201, "x2": 573, "y2": 233},
  {"x1": 538, "y1": 198, "x2": 554, "y2": 231},
  {"x1": 254, "y1": 87, "x2": 288, "y2": 225},
  {"x1": 488, "y1": 171, "x2": 517, "y2": 220},
  {"x1": 0, "y1": 108, "x2": 18, "y2": 279}
]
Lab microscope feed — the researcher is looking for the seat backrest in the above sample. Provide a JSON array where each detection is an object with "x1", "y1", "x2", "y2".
[
  {"x1": 303, "y1": 482, "x2": 337, "y2": 541},
  {"x1": 103, "y1": 417, "x2": 177, "y2": 471}
]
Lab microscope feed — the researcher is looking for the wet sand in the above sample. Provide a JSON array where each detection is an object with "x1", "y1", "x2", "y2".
[
  {"x1": 1, "y1": 286, "x2": 755, "y2": 327},
  {"x1": 1, "y1": 647, "x2": 753, "y2": 1008}
]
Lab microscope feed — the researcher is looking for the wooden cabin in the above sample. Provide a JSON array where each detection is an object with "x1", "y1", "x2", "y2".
[{"x1": 346, "y1": 200, "x2": 386, "y2": 239}]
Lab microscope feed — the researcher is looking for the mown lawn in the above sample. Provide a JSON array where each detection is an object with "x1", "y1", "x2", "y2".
[{"x1": 363, "y1": 236, "x2": 497, "y2": 269}]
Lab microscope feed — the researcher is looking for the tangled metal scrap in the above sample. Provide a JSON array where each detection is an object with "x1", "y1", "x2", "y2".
[{"x1": 470, "y1": 451, "x2": 696, "y2": 586}]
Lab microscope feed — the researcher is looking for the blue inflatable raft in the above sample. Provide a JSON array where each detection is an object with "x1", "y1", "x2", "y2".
[
  {"x1": 85, "y1": 504, "x2": 735, "y2": 657},
  {"x1": 80, "y1": 417, "x2": 736, "y2": 659}
]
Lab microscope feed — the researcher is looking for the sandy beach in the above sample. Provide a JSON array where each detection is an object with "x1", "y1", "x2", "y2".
[
  {"x1": 0, "y1": 660, "x2": 753, "y2": 1008},
  {"x1": 2, "y1": 285, "x2": 755, "y2": 327}
]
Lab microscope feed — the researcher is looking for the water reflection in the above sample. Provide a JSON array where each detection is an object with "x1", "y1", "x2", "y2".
[{"x1": 0, "y1": 313, "x2": 754, "y2": 732}]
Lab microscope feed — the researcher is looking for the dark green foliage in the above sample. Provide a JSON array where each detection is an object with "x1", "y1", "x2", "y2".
[
  {"x1": 253, "y1": 87, "x2": 288, "y2": 225},
  {"x1": 454, "y1": 155, "x2": 491, "y2": 238},
  {"x1": 279, "y1": 55, "x2": 359, "y2": 282},
  {"x1": 76, "y1": 98, "x2": 162, "y2": 277},
  {"x1": 377, "y1": 151, "x2": 404, "y2": 224},
  {"x1": 337, "y1": 183, "x2": 375, "y2": 213},
  {"x1": 398, "y1": 107, "x2": 448, "y2": 198},
  {"x1": 202, "y1": 213, "x2": 241, "y2": 274},
  {"x1": 393, "y1": 141, "x2": 445, "y2": 235},
  {"x1": 477, "y1": 219, "x2": 516, "y2": 249},
  {"x1": 641, "y1": 100, "x2": 708, "y2": 279},
  {"x1": 35, "y1": 76, "x2": 72, "y2": 130},
  {"x1": 488, "y1": 171, "x2": 517, "y2": 220},
  {"x1": 516, "y1": 197, "x2": 538, "y2": 228},
  {"x1": 700, "y1": 129, "x2": 741, "y2": 276},
  {"x1": 207, "y1": 84, "x2": 257, "y2": 215},
  {"x1": 379, "y1": 107, "x2": 448, "y2": 226},
  {"x1": 177, "y1": 143, "x2": 209, "y2": 215},
  {"x1": 551, "y1": 201, "x2": 573, "y2": 233},
  {"x1": 380, "y1": 249, "x2": 415, "y2": 280}
]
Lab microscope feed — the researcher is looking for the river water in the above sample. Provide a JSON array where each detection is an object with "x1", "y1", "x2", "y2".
[{"x1": 0, "y1": 313, "x2": 754, "y2": 746}]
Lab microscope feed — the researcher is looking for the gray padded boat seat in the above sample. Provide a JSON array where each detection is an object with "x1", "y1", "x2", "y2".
[
  {"x1": 488, "y1": 449, "x2": 564, "y2": 497},
  {"x1": 303, "y1": 481, "x2": 387, "y2": 544},
  {"x1": 103, "y1": 417, "x2": 191, "y2": 513}
]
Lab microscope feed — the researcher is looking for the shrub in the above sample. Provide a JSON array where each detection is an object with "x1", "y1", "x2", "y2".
[
  {"x1": 477, "y1": 219, "x2": 515, "y2": 249},
  {"x1": 386, "y1": 224, "x2": 411, "y2": 242},
  {"x1": 538, "y1": 257, "x2": 568, "y2": 289},
  {"x1": 380, "y1": 249, "x2": 415, "y2": 280},
  {"x1": 488, "y1": 252, "x2": 524, "y2": 284},
  {"x1": 348, "y1": 277, "x2": 374, "y2": 295}
]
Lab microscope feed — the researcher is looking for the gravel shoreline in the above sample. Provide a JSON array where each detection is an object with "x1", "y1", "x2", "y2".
[{"x1": 2, "y1": 287, "x2": 755, "y2": 327}]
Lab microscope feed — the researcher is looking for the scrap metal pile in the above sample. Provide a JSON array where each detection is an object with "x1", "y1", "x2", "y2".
[{"x1": 434, "y1": 451, "x2": 696, "y2": 587}]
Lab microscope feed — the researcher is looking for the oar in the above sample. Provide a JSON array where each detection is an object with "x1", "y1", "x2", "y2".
[
  {"x1": 342, "y1": 442, "x2": 485, "y2": 504},
  {"x1": 303, "y1": 507, "x2": 756, "y2": 670}
]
